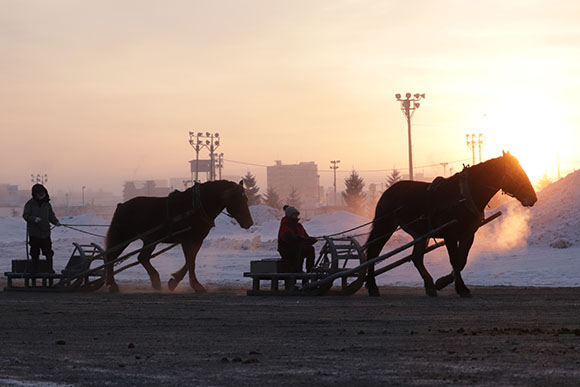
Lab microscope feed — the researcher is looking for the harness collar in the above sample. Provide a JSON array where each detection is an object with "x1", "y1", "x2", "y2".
[
  {"x1": 192, "y1": 182, "x2": 215, "y2": 228},
  {"x1": 458, "y1": 168, "x2": 484, "y2": 220}
]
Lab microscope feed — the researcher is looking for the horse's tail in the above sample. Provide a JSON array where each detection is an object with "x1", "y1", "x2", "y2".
[
  {"x1": 364, "y1": 191, "x2": 399, "y2": 260},
  {"x1": 104, "y1": 202, "x2": 124, "y2": 252}
]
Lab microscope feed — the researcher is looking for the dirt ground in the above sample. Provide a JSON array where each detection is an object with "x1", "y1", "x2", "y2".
[{"x1": 1, "y1": 284, "x2": 579, "y2": 386}]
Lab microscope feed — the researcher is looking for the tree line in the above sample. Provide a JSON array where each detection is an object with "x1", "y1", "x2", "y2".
[{"x1": 242, "y1": 168, "x2": 403, "y2": 216}]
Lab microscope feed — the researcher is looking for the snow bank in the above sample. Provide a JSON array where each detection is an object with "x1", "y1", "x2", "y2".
[{"x1": 527, "y1": 169, "x2": 580, "y2": 248}]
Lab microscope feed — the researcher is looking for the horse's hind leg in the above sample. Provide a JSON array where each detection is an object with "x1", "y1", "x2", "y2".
[
  {"x1": 365, "y1": 220, "x2": 397, "y2": 297},
  {"x1": 137, "y1": 244, "x2": 161, "y2": 290},
  {"x1": 105, "y1": 250, "x2": 122, "y2": 293},
  {"x1": 411, "y1": 239, "x2": 436, "y2": 297},
  {"x1": 435, "y1": 272, "x2": 454, "y2": 290},
  {"x1": 104, "y1": 243, "x2": 128, "y2": 293},
  {"x1": 168, "y1": 264, "x2": 188, "y2": 291}
]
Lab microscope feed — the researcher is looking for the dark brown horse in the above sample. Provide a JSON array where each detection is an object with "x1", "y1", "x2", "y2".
[
  {"x1": 365, "y1": 152, "x2": 537, "y2": 297},
  {"x1": 104, "y1": 180, "x2": 253, "y2": 293}
]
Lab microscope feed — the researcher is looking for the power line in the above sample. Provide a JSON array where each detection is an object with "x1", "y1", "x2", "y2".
[{"x1": 223, "y1": 158, "x2": 471, "y2": 173}]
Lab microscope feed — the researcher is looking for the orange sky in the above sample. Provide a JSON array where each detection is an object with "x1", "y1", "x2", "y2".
[{"x1": 1, "y1": 0, "x2": 579, "y2": 195}]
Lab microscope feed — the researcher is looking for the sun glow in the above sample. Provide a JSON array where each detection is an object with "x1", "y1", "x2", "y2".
[{"x1": 481, "y1": 95, "x2": 570, "y2": 185}]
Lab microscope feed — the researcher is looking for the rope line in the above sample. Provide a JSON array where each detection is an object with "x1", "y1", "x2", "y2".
[
  {"x1": 61, "y1": 224, "x2": 109, "y2": 227},
  {"x1": 61, "y1": 225, "x2": 107, "y2": 239}
]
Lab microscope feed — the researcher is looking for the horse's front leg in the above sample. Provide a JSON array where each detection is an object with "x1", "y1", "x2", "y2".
[
  {"x1": 410, "y1": 239, "x2": 436, "y2": 296},
  {"x1": 452, "y1": 234, "x2": 475, "y2": 298},
  {"x1": 180, "y1": 240, "x2": 206, "y2": 293}
]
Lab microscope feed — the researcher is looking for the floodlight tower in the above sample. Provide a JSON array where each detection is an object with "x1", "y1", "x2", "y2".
[
  {"x1": 466, "y1": 133, "x2": 484, "y2": 165},
  {"x1": 31, "y1": 173, "x2": 48, "y2": 185},
  {"x1": 189, "y1": 132, "x2": 220, "y2": 182},
  {"x1": 330, "y1": 160, "x2": 340, "y2": 205},
  {"x1": 395, "y1": 92, "x2": 425, "y2": 180}
]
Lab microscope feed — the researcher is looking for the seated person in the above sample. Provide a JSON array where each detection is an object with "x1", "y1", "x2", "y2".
[{"x1": 277, "y1": 205, "x2": 317, "y2": 273}]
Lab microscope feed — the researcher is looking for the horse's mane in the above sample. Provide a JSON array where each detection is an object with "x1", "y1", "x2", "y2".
[
  {"x1": 170, "y1": 180, "x2": 239, "y2": 198},
  {"x1": 448, "y1": 154, "x2": 508, "y2": 181}
]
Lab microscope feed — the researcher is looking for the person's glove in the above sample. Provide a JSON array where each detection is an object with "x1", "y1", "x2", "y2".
[{"x1": 34, "y1": 217, "x2": 42, "y2": 223}]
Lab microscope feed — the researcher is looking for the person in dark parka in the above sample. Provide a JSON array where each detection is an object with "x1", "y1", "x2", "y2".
[
  {"x1": 22, "y1": 184, "x2": 61, "y2": 272},
  {"x1": 277, "y1": 205, "x2": 317, "y2": 272}
]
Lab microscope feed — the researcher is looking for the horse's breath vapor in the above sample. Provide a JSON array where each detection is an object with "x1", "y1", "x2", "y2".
[{"x1": 477, "y1": 202, "x2": 532, "y2": 252}]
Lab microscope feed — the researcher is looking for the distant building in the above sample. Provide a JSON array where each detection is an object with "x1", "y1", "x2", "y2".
[
  {"x1": 267, "y1": 161, "x2": 319, "y2": 209},
  {"x1": 0, "y1": 184, "x2": 22, "y2": 207},
  {"x1": 122, "y1": 180, "x2": 171, "y2": 202}
]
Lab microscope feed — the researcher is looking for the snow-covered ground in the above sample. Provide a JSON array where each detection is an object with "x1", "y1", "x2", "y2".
[{"x1": 2, "y1": 170, "x2": 579, "y2": 290}]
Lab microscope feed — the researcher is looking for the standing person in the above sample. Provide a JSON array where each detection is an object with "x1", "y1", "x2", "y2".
[
  {"x1": 22, "y1": 184, "x2": 61, "y2": 273},
  {"x1": 277, "y1": 205, "x2": 317, "y2": 272}
]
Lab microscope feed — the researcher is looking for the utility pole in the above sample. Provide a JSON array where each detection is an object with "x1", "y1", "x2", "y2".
[
  {"x1": 189, "y1": 132, "x2": 220, "y2": 182},
  {"x1": 214, "y1": 152, "x2": 224, "y2": 180},
  {"x1": 82, "y1": 186, "x2": 86, "y2": 206},
  {"x1": 466, "y1": 133, "x2": 484, "y2": 165},
  {"x1": 330, "y1": 160, "x2": 340, "y2": 206},
  {"x1": 440, "y1": 162, "x2": 448, "y2": 177},
  {"x1": 395, "y1": 93, "x2": 425, "y2": 180}
]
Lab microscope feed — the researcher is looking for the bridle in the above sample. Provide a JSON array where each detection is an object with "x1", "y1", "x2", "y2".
[{"x1": 496, "y1": 158, "x2": 530, "y2": 200}]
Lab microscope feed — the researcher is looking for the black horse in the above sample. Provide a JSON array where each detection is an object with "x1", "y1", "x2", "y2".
[
  {"x1": 104, "y1": 180, "x2": 253, "y2": 293},
  {"x1": 365, "y1": 152, "x2": 537, "y2": 297}
]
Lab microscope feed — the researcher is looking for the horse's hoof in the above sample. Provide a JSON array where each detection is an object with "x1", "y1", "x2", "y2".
[
  {"x1": 368, "y1": 288, "x2": 380, "y2": 297},
  {"x1": 193, "y1": 284, "x2": 207, "y2": 293},
  {"x1": 426, "y1": 288, "x2": 438, "y2": 297},
  {"x1": 109, "y1": 284, "x2": 120, "y2": 293},
  {"x1": 435, "y1": 277, "x2": 453, "y2": 290},
  {"x1": 151, "y1": 279, "x2": 162, "y2": 291},
  {"x1": 168, "y1": 278, "x2": 178, "y2": 292}
]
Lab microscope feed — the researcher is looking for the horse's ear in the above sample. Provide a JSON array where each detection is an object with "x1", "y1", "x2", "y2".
[
  {"x1": 502, "y1": 150, "x2": 506, "y2": 156},
  {"x1": 239, "y1": 180, "x2": 244, "y2": 187}
]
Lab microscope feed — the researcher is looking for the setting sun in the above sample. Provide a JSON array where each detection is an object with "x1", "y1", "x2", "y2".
[{"x1": 482, "y1": 95, "x2": 571, "y2": 185}]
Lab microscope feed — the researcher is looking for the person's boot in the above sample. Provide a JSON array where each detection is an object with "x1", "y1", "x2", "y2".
[
  {"x1": 29, "y1": 258, "x2": 39, "y2": 274},
  {"x1": 46, "y1": 254, "x2": 55, "y2": 274}
]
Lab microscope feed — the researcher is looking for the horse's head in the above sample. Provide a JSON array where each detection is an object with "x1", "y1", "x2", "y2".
[
  {"x1": 499, "y1": 151, "x2": 538, "y2": 207},
  {"x1": 222, "y1": 180, "x2": 254, "y2": 229}
]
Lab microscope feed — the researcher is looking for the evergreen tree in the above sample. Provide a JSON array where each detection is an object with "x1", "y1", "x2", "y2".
[
  {"x1": 263, "y1": 186, "x2": 282, "y2": 210},
  {"x1": 286, "y1": 186, "x2": 301, "y2": 208},
  {"x1": 342, "y1": 170, "x2": 366, "y2": 212},
  {"x1": 535, "y1": 172, "x2": 552, "y2": 191},
  {"x1": 386, "y1": 168, "x2": 402, "y2": 188},
  {"x1": 242, "y1": 171, "x2": 261, "y2": 205}
]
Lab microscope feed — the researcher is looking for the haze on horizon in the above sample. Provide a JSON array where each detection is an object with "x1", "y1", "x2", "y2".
[{"x1": 1, "y1": 0, "x2": 579, "y2": 195}]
